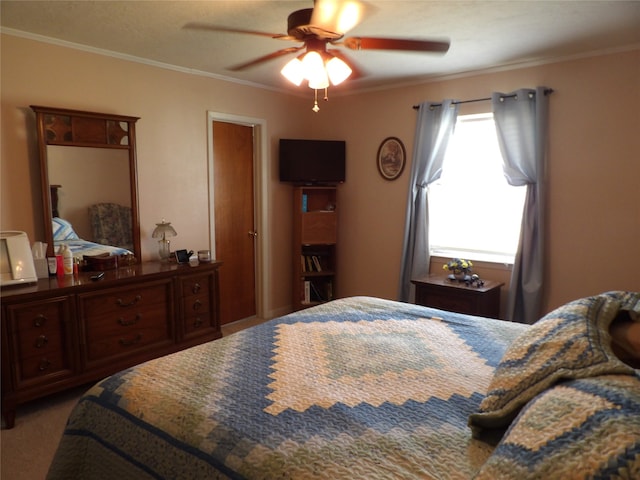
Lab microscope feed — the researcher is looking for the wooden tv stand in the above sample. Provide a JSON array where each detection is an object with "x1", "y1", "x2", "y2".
[{"x1": 1, "y1": 260, "x2": 222, "y2": 429}]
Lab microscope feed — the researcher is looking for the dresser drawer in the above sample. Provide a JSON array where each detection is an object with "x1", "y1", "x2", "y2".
[
  {"x1": 4, "y1": 297, "x2": 75, "y2": 388},
  {"x1": 181, "y1": 274, "x2": 211, "y2": 297},
  {"x1": 80, "y1": 282, "x2": 168, "y2": 316},
  {"x1": 85, "y1": 324, "x2": 173, "y2": 363},
  {"x1": 16, "y1": 351, "x2": 71, "y2": 383},
  {"x1": 11, "y1": 302, "x2": 64, "y2": 334},
  {"x1": 78, "y1": 280, "x2": 174, "y2": 366},
  {"x1": 179, "y1": 272, "x2": 218, "y2": 338},
  {"x1": 83, "y1": 302, "x2": 170, "y2": 341},
  {"x1": 183, "y1": 297, "x2": 211, "y2": 335},
  {"x1": 183, "y1": 274, "x2": 211, "y2": 333},
  {"x1": 15, "y1": 327, "x2": 65, "y2": 362}
]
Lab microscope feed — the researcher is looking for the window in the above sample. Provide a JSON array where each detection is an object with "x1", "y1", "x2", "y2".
[{"x1": 428, "y1": 113, "x2": 526, "y2": 264}]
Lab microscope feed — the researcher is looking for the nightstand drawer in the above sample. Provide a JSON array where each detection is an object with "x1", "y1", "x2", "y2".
[
  {"x1": 412, "y1": 275, "x2": 503, "y2": 318},
  {"x1": 420, "y1": 291, "x2": 476, "y2": 313}
]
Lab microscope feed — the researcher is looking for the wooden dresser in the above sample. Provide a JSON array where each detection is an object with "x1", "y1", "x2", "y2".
[{"x1": 1, "y1": 260, "x2": 222, "y2": 428}]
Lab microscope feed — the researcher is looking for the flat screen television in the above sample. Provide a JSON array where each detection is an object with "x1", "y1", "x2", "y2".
[{"x1": 279, "y1": 139, "x2": 346, "y2": 185}]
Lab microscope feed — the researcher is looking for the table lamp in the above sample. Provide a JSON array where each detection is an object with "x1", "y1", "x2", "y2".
[{"x1": 152, "y1": 220, "x2": 177, "y2": 261}]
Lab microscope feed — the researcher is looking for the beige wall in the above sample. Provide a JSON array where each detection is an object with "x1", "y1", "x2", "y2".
[
  {"x1": 0, "y1": 33, "x2": 312, "y2": 317},
  {"x1": 325, "y1": 48, "x2": 640, "y2": 313},
  {"x1": 2, "y1": 32, "x2": 639, "y2": 320}
]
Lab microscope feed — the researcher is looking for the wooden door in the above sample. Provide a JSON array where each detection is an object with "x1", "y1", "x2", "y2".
[{"x1": 212, "y1": 121, "x2": 256, "y2": 325}]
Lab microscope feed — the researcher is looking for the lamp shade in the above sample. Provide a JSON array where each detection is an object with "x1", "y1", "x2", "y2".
[
  {"x1": 326, "y1": 56, "x2": 352, "y2": 85},
  {"x1": 152, "y1": 220, "x2": 177, "y2": 261},
  {"x1": 281, "y1": 57, "x2": 305, "y2": 86},
  {"x1": 152, "y1": 220, "x2": 177, "y2": 239},
  {"x1": 302, "y1": 51, "x2": 330, "y2": 89}
]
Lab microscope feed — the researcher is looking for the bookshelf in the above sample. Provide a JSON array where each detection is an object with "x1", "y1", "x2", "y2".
[{"x1": 292, "y1": 186, "x2": 337, "y2": 310}]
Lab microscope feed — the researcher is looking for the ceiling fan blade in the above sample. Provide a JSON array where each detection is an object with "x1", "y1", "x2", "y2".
[
  {"x1": 340, "y1": 36, "x2": 450, "y2": 53},
  {"x1": 183, "y1": 22, "x2": 296, "y2": 41},
  {"x1": 310, "y1": 0, "x2": 367, "y2": 36},
  {"x1": 228, "y1": 46, "x2": 304, "y2": 71}
]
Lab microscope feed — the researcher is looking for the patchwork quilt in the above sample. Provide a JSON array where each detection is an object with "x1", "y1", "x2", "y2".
[
  {"x1": 47, "y1": 297, "x2": 525, "y2": 479},
  {"x1": 46, "y1": 294, "x2": 639, "y2": 479}
]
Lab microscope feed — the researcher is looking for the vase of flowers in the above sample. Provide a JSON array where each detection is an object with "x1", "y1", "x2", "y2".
[{"x1": 443, "y1": 258, "x2": 473, "y2": 281}]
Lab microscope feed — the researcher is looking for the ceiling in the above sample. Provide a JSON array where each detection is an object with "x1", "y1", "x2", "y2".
[{"x1": 2, "y1": 1, "x2": 640, "y2": 95}]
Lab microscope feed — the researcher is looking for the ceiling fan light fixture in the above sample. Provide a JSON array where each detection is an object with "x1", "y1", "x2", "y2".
[
  {"x1": 281, "y1": 57, "x2": 305, "y2": 86},
  {"x1": 302, "y1": 51, "x2": 330, "y2": 89},
  {"x1": 326, "y1": 56, "x2": 352, "y2": 85}
]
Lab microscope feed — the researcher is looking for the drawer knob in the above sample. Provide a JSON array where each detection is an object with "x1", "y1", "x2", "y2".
[
  {"x1": 119, "y1": 333, "x2": 142, "y2": 346},
  {"x1": 192, "y1": 299, "x2": 202, "y2": 311},
  {"x1": 35, "y1": 335, "x2": 49, "y2": 349},
  {"x1": 38, "y1": 358, "x2": 51, "y2": 371},
  {"x1": 116, "y1": 295, "x2": 142, "y2": 307},
  {"x1": 33, "y1": 314, "x2": 47, "y2": 327},
  {"x1": 192, "y1": 283, "x2": 201, "y2": 294},
  {"x1": 193, "y1": 317, "x2": 203, "y2": 328},
  {"x1": 117, "y1": 314, "x2": 142, "y2": 327}
]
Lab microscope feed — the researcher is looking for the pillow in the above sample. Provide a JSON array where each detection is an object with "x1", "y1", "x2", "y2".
[
  {"x1": 52, "y1": 217, "x2": 80, "y2": 241},
  {"x1": 469, "y1": 291, "x2": 640, "y2": 437},
  {"x1": 474, "y1": 374, "x2": 640, "y2": 479}
]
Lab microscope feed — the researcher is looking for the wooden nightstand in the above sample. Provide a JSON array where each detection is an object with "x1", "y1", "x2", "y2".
[{"x1": 411, "y1": 274, "x2": 504, "y2": 318}]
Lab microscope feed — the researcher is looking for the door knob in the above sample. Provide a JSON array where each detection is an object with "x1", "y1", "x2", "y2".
[{"x1": 248, "y1": 231, "x2": 258, "y2": 238}]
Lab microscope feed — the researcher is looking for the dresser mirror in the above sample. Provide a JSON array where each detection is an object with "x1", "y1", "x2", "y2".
[{"x1": 31, "y1": 106, "x2": 141, "y2": 262}]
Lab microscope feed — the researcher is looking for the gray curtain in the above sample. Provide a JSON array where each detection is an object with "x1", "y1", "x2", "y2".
[
  {"x1": 399, "y1": 100, "x2": 459, "y2": 302},
  {"x1": 492, "y1": 87, "x2": 550, "y2": 324}
]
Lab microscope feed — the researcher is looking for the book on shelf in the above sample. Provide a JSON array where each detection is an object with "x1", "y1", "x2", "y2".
[
  {"x1": 303, "y1": 280, "x2": 311, "y2": 303},
  {"x1": 309, "y1": 281, "x2": 324, "y2": 301},
  {"x1": 301, "y1": 254, "x2": 328, "y2": 273},
  {"x1": 302, "y1": 280, "x2": 333, "y2": 304},
  {"x1": 301, "y1": 194, "x2": 308, "y2": 212},
  {"x1": 312, "y1": 255, "x2": 322, "y2": 271}
]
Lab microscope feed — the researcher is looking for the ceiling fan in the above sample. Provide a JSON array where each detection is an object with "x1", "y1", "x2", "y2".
[{"x1": 185, "y1": 0, "x2": 450, "y2": 111}]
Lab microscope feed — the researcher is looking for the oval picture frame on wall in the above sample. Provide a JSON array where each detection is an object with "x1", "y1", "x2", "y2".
[{"x1": 377, "y1": 137, "x2": 406, "y2": 181}]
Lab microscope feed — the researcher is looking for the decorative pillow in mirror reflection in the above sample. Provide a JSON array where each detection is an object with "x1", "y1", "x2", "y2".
[{"x1": 52, "y1": 217, "x2": 80, "y2": 241}]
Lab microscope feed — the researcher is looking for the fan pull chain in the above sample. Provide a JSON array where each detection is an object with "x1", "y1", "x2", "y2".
[
  {"x1": 312, "y1": 89, "x2": 320, "y2": 112},
  {"x1": 311, "y1": 88, "x2": 331, "y2": 113}
]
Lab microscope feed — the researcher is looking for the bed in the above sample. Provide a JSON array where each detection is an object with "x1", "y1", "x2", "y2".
[
  {"x1": 46, "y1": 293, "x2": 640, "y2": 479},
  {"x1": 52, "y1": 216, "x2": 132, "y2": 258}
]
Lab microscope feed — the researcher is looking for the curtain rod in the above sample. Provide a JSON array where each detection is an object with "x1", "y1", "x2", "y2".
[{"x1": 412, "y1": 88, "x2": 554, "y2": 110}]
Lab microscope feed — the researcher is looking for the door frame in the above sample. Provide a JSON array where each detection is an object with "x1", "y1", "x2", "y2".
[{"x1": 207, "y1": 111, "x2": 269, "y2": 320}]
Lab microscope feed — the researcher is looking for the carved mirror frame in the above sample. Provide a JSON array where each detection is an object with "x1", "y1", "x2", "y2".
[{"x1": 31, "y1": 105, "x2": 141, "y2": 261}]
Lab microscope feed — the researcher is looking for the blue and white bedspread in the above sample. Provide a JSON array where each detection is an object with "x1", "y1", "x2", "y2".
[
  {"x1": 45, "y1": 297, "x2": 535, "y2": 479},
  {"x1": 55, "y1": 239, "x2": 132, "y2": 258}
]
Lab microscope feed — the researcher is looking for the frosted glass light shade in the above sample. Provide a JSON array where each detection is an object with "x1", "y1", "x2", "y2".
[
  {"x1": 281, "y1": 57, "x2": 304, "y2": 86},
  {"x1": 326, "y1": 56, "x2": 352, "y2": 85},
  {"x1": 302, "y1": 51, "x2": 329, "y2": 89},
  {"x1": 281, "y1": 51, "x2": 353, "y2": 89}
]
